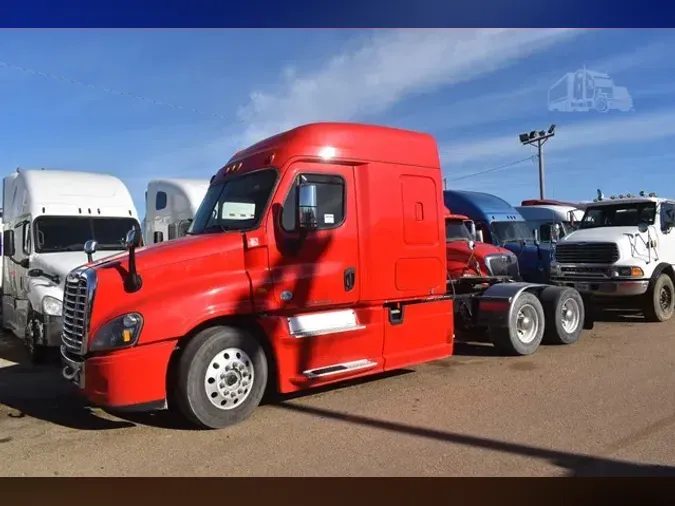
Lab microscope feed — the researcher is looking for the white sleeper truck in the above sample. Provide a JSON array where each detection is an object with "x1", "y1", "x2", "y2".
[
  {"x1": 550, "y1": 191, "x2": 675, "y2": 322},
  {"x1": 2, "y1": 168, "x2": 141, "y2": 362},
  {"x1": 144, "y1": 178, "x2": 209, "y2": 244}
]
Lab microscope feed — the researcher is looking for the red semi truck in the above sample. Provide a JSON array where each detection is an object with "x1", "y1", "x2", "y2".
[
  {"x1": 443, "y1": 207, "x2": 519, "y2": 280},
  {"x1": 60, "y1": 122, "x2": 587, "y2": 429}
]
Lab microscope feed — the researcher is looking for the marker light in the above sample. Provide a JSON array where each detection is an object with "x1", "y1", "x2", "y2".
[{"x1": 318, "y1": 146, "x2": 337, "y2": 160}]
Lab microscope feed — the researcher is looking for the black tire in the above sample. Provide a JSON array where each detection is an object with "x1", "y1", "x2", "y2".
[
  {"x1": 540, "y1": 287, "x2": 585, "y2": 345},
  {"x1": 489, "y1": 292, "x2": 545, "y2": 356},
  {"x1": 174, "y1": 325, "x2": 268, "y2": 429},
  {"x1": 25, "y1": 308, "x2": 50, "y2": 365},
  {"x1": 643, "y1": 273, "x2": 675, "y2": 322}
]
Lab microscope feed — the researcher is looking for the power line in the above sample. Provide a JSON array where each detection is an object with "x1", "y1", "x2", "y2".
[
  {"x1": 447, "y1": 155, "x2": 537, "y2": 183},
  {"x1": 0, "y1": 58, "x2": 231, "y2": 121}
]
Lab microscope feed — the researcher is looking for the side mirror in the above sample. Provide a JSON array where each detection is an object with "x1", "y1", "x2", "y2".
[
  {"x1": 19, "y1": 258, "x2": 29, "y2": 269},
  {"x1": 153, "y1": 231, "x2": 164, "y2": 243},
  {"x1": 468, "y1": 221, "x2": 477, "y2": 241},
  {"x1": 533, "y1": 229, "x2": 540, "y2": 245},
  {"x1": 27, "y1": 268, "x2": 44, "y2": 278},
  {"x1": 125, "y1": 228, "x2": 142, "y2": 250},
  {"x1": 84, "y1": 239, "x2": 98, "y2": 263},
  {"x1": 297, "y1": 183, "x2": 318, "y2": 230},
  {"x1": 551, "y1": 224, "x2": 560, "y2": 244},
  {"x1": 3, "y1": 230, "x2": 15, "y2": 257},
  {"x1": 468, "y1": 240, "x2": 476, "y2": 251},
  {"x1": 178, "y1": 219, "x2": 192, "y2": 237},
  {"x1": 476, "y1": 230, "x2": 484, "y2": 243}
]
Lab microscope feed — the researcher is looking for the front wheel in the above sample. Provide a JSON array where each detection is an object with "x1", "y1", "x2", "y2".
[
  {"x1": 173, "y1": 326, "x2": 269, "y2": 429},
  {"x1": 25, "y1": 309, "x2": 50, "y2": 365},
  {"x1": 643, "y1": 273, "x2": 675, "y2": 322},
  {"x1": 489, "y1": 292, "x2": 545, "y2": 356},
  {"x1": 540, "y1": 287, "x2": 585, "y2": 345}
]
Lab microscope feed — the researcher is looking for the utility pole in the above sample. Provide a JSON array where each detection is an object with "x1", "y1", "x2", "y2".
[{"x1": 518, "y1": 124, "x2": 555, "y2": 200}]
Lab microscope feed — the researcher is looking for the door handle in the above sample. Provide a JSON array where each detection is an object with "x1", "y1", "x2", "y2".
[{"x1": 344, "y1": 267, "x2": 355, "y2": 292}]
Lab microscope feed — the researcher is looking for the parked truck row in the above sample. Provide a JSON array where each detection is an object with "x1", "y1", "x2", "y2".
[{"x1": 0, "y1": 122, "x2": 672, "y2": 431}]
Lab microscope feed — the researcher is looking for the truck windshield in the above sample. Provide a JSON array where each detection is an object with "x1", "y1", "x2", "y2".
[
  {"x1": 445, "y1": 219, "x2": 472, "y2": 242},
  {"x1": 189, "y1": 168, "x2": 278, "y2": 235},
  {"x1": 491, "y1": 221, "x2": 533, "y2": 243},
  {"x1": 579, "y1": 202, "x2": 656, "y2": 229},
  {"x1": 34, "y1": 216, "x2": 140, "y2": 253}
]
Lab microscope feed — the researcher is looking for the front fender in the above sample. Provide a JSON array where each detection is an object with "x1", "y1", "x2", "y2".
[
  {"x1": 89, "y1": 269, "x2": 254, "y2": 348},
  {"x1": 474, "y1": 282, "x2": 547, "y2": 327},
  {"x1": 26, "y1": 278, "x2": 63, "y2": 314}
]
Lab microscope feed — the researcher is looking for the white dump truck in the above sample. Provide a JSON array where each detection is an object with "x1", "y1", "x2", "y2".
[
  {"x1": 1, "y1": 168, "x2": 141, "y2": 362},
  {"x1": 550, "y1": 190, "x2": 675, "y2": 322},
  {"x1": 143, "y1": 178, "x2": 209, "y2": 244}
]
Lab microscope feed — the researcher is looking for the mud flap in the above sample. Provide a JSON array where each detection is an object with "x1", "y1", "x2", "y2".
[{"x1": 582, "y1": 294, "x2": 595, "y2": 330}]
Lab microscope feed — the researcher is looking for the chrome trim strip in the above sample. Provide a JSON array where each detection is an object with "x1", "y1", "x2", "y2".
[
  {"x1": 291, "y1": 325, "x2": 366, "y2": 339},
  {"x1": 303, "y1": 359, "x2": 377, "y2": 379}
]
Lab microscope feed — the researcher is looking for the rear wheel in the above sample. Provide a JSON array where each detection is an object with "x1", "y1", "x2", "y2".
[
  {"x1": 644, "y1": 273, "x2": 675, "y2": 322},
  {"x1": 540, "y1": 287, "x2": 584, "y2": 345},
  {"x1": 489, "y1": 292, "x2": 545, "y2": 356},
  {"x1": 174, "y1": 326, "x2": 268, "y2": 429}
]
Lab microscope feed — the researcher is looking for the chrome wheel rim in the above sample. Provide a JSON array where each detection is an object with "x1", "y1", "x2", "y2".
[
  {"x1": 516, "y1": 304, "x2": 539, "y2": 344},
  {"x1": 560, "y1": 297, "x2": 581, "y2": 334},
  {"x1": 659, "y1": 285, "x2": 673, "y2": 313},
  {"x1": 204, "y1": 347, "x2": 255, "y2": 410}
]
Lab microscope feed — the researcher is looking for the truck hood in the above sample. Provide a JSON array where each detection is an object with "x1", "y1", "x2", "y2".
[
  {"x1": 86, "y1": 232, "x2": 250, "y2": 340},
  {"x1": 91, "y1": 232, "x2": 244, "y2": 273},
  {"x1": 562, "y1": 227, "x2": 639, "y2": 243},
  {"x1": 559, "y1": 226, "x2": 656, "y2": 261},
  {"x1": 500, "y1": 242, "x2": 552, "y2": 283},
  {"x1": 31, "y1": 250, "x2": 127, "y2": 290},
  {"x1": 446, "y1": 240, "x2": 512, "y2": 258}
]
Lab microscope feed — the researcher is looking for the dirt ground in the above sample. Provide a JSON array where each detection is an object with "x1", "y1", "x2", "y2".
[{"x1": 1, "y1": 309, "x2": 674, "y2": 477}]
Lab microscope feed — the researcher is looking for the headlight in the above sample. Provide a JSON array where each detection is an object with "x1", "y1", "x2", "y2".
[
  {"x1": 89, "y1": 313, "x2": 143, "y2": 352},
  {"x1": 42, "y1": 296, "x2": 63, "y2": 317},
  {"x1": 611, "y1": 266, "x2": 644, "y2": 278}
]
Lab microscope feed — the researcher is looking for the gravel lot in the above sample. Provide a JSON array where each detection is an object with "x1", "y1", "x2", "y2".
[{"x1": 1, "y1": 309, "x2": 674, "y2": 477}]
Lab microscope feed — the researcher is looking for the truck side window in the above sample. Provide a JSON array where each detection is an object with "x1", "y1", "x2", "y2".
[
  {"x1": 539, "y1": 223, "x2": 552, "y2": 242},
  {"x1": 661, "y1": 202, "x2": 675, "y2": 231},
  {"x1": 156, "y1": 191, "x2": 167, "y2": 211},
  {"x1": 281, "y1": 173, "x2": 345, "y2": 231}
]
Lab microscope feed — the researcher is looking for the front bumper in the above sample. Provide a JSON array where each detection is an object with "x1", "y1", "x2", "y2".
[
  {"x1": 551, "y1": 278, "x2": 650, "y2": 296},
  {"x1": 61, "y1": 339, "x2": 176, "y2": 410}
]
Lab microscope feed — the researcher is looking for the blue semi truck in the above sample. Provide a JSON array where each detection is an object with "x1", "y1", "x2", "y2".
[{"x1": 443, "y1": 189, "x2": 553, "y2": 284}]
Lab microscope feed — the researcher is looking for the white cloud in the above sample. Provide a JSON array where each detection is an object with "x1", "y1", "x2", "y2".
[
  {"x1": 441, "y1": 108, "x2": 675, "y2": 171},
  {"x1": 234, "y1": 29, "x2": 585, "y2": 147}
]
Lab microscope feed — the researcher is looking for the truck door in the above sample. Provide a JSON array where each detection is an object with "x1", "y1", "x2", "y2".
[
  {"x1": 268, "y1": 162, "x2": 359, "y2": 309},
  {"x1": 659, "y1": 201, "x2": 675, "y2": 262},
  {"x1": 6, "y1": 217, "x2": 31, "y2": 334},
  {"x1": 265, "y1": 162, "x2": 376, "y2": 378}
]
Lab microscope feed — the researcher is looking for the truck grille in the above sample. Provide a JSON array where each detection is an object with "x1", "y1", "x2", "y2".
[
  {"x1": 61, "y1": 267, "x2": 95, "y2": 356},
  {"x1": 485, "y1": 254, "x2": 520, "y2": 279},
  {"x1": 554, "y1": 242, "x2": 619, "y2": 264}
]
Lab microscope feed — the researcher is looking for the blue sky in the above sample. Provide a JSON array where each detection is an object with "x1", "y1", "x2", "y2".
[{"x1": 1, "y1": 29, "x2": 674, "y2": 216}]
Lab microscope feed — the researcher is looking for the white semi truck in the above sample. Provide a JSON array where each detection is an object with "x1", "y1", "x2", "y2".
[
  {"x1": 2, "y1": 168, "x2": 141, "y2": 362},
  {"x1": 143, "y1": 178, "x2": 209, "y2": 244},
  {"x1": 550, "y1": 191, "x2": 675, "y2": 322}
]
